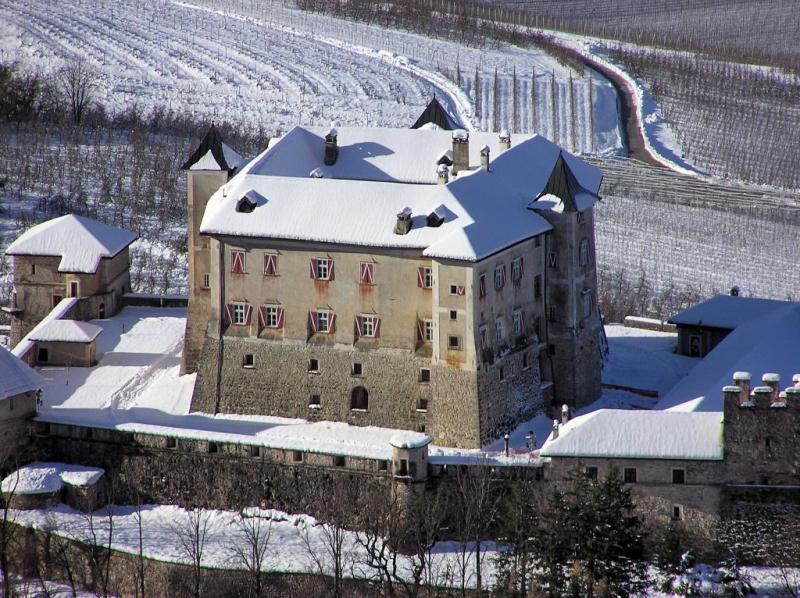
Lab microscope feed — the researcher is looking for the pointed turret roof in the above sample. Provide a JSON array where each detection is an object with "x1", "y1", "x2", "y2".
[
  {"x1": 411, "y1": 97, "x2": 460, "y2": 130},
  {"x1": 181, "y1": 125, "x2": 243, "y2": 172}
]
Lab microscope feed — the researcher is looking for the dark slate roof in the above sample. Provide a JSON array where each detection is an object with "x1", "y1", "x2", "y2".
[
  {"x1": 668, "y1": 294, "x2": 798, "y2": 330},
  {"x1": 181, "y1": 126, "x2": 238, "y2": 171},
  {"x1": 411, "y1": 97, "x2": 460, "y2": 130}
]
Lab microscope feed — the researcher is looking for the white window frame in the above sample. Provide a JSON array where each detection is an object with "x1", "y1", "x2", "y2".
[
  {"x1": 232, "y1": 302, "x2": 247, "y2": 326},
  {"x1": 361, "y1": 315, "x2": 376, "y2": 337},
  {"x1": 512, "y1": 310, "x2": 523, "y2": 335},
  {"x1": 423, "y1": 267, "x2": 434, "y2": 289},
  {"x1": 447, "y1": 335, "x2": 461, "y2": 350},
  {"x1": 449, "y1": 284, "x2": 458, "y2": 295},
  {"x1": 423, "y1": 319, "x2": 433, "y2": 343},
  {"x1": 494, "y1": 265, "x2": 505, "y2": 290},
  {"x1": 579, "y1": 238, "x2": 590, "y2": 267},
  {"x1": 316, "y1": 310, "x2": 330, "y2": 333},
  {"x1": 316, "y1": 258, "x2": 331, "y2": 280},
  {"x1": 265, "y1": 305, "x2": 279, "y2": 328},
  {"x1": 511, "y1": 257, "x2": 523, "y2": 283},
  {"x1": 495, "y1": 317, "x2": 504, "y2": 343},
  {"x1": 201, "y1": 273, "x2": 211, "y2": 289},
  {"x1": 582, "y1": 290, "x2": 593, "y2": 319}
]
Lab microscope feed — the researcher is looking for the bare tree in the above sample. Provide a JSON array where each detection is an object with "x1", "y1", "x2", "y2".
[
  {"x1": 81, "y1": 500, "x2": 114, "y2": 597},
  {"x1": 172, "y1": 508, "x2": 212, "y2": 598},
  {"x1": 0, "y1": 446, "x2": 22, "y2": 598},
  {"x1": 57, "y1": 59, "x2": 97, "y2": 125},
  {"x1": 229, "y1": 508, "x2": 273, "y2": 598},
  {"x1": 133, "y1": 497, "x2": 147, "y2": 598}
]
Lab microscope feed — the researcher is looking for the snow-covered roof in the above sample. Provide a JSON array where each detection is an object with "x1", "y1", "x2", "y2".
[
  {"x1": 668, "y1": 294, "x2": 796, "y2": 330},
  {"x1": 390, "y1": 431, "x2": 432, "y2": 449},
  {"x1": 539, "y1": 409, "x2": 723, "y2": 461},
  {"x1": 12, "y1": 297, "x2": 79, "y2": 360},
  {"x1": 0, "y1": 346, "x2": 43, "y2": 401},
  {"x1": 658, "y1": 303, "x2": 800, "y2": 412},
  {"x1": 29, "y1": 320, "x2": 103, "y2": 343},
  {"x1": 200, "y1": 126, "x2": 603, "y2": 262},
  {"x1": 1, "y1": 462, "x2": 104, "y2": 495},
  {"x1": 5, "y1": 214, "x2": 137, "y2": 273}
]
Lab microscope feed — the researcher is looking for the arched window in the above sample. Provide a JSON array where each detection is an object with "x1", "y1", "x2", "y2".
[
  {"x1": 350, "y1": 386, "x2": 368, "y2": 411},
  {"x1": 99, "y1": 303, "x2": 106, "y2": 319}
]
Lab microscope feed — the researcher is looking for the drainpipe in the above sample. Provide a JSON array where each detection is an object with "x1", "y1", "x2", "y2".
[{"x1": 214, "y1": 239, "x2": 225, "y2": 415}]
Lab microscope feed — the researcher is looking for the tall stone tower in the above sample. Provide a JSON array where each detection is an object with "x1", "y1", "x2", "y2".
[
  {"x1": 180, "y1": 126, "x2": 241, "y2": 374},
  {"x1": 533, "y1": 153, "x2": 603, "y2": 413}
]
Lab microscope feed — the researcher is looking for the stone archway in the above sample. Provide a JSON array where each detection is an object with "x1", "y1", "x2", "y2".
[{"x1": 350, "y1": 386, "x2": 368, "y2": 410}]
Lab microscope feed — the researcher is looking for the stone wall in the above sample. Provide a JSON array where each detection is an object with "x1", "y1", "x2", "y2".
[{"x1": 0, "y1": 392, "x2": 37, "y2": 451}]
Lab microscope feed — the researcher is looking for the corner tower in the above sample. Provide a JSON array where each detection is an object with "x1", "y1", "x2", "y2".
[{"x1": 181, "y1": 126, "x2": 242, "y2": 374}]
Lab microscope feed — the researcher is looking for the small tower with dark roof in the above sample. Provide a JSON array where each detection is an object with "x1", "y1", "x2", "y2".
[{"x1": 411, "y1": 97, "x2": 459, "y2": 130}]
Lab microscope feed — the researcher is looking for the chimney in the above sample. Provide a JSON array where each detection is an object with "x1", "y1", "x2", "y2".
[
  {"x1": 751, "y1": 385, "x2": 772, "y2": 407},
  {"x1": 723, "y1": 385, "x2": 742, "y2": 409},
  {"x1": 551, "y1": 419, "x2": 559, "y2": 440},
  {"x1": 787, "y1": 386, "x2": 800, "y2": 404},
  {"x1": 437, "y1": 164, "x2": 449, "y2": 184},
  {"x1": 733, "y1": 371, "x2": 751, "y2": 405},
  {"x1": 793, "y1": 373, "x2": 800, "y2": 387},
  {"x1": 451, "y1": 129, "x2": 469, "y2": 175},
  {"x1": 394, "y1": 207, "x2": 412, "y2": 235},
  {"x1": 775, "y1": 390, "x2": 788, "y2": 407},
  {"x1": 499, "y1": 129, "x2": 511, "y2": 152},
  {"x1": 480, "y1": 145, "x2": 490, "y2": 171},
  {"x1": 324, "y1": 126, "x2": 339, "y2": 166},
  {"x1": 561, "y1": 403, "x2": 570, "y2": 425},
  {"x1": 762, "y1": 372, "x2": 780, "y2": 404}
]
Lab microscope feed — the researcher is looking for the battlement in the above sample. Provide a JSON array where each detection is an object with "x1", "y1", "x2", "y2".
[{"x1": 722, "y1": 371, "x2": 800, "y2": 410}]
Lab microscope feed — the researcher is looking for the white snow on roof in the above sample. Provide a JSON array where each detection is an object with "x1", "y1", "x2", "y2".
[
  {"x1": 1, "y1": 462, "x2": 104, "y2": 495},
  {"x1": 29, "y1": 320, "x2": 103, "y2": 343},
  {"x1": 0, "y1": 345, "x2": 43, "y2": 401},
  {"x1": 6, "y1": 214, "x2": 137, "y2": 273},
  {"x1": 189, "y1": 143, "x2": 244, "y2": 171},
  {"x1": 201, "y1": 126, "x2": 602, "y2": 261},
  {"x1": 12, "y1": 297, "x2": 79, "y2": 360},
  {"x1": 390, "y1": 431, "x2": 432, "y2": 449},
  {"x1": 668, "y1": 294, "x2": 795, "y2": 329},
  {"x1": 658, "y1": 304, "x2": 800, "y2": 412},
  {"x1": 539, "y1": 409, "x2": 723, "y2": 460}
]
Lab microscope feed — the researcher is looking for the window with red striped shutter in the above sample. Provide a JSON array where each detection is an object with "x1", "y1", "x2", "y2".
[
  {"x1": 417, "y1": 267, "x2": 433, "y2": 289},
  {"x1": 311, "y1": 258, "x2": 334, "y2": 280},
  {"x1": 231, "y1": 250, "x2": 245, "y2": 274},
  {"x1": 479, "y1": 274, "x2": 486, "y2": 299},
  {"x1": 263, "y1": 254, "x2": 278, "y2": 276},
  {"x1": 359, "y1": 262, "x2": 374, "y2": 285}
]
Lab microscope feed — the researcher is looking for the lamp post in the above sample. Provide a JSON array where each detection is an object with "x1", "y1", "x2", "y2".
[{"x1": 503, "y1": 433, "x2": 510, "y2": 457}]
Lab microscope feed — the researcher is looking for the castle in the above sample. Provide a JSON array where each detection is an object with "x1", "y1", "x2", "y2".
[{"x1": 181, "y1": 125, "x2": 604, "y2": 448}]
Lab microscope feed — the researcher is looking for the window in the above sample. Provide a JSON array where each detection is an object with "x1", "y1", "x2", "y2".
[
  {"x1": 449, "y1": 310, "x2": 457, "y2": 321},
  {"x1": 333, "y1": 455, "x2": 346, "y2": 467},
  {"x1": 351, "y1": 386, "x2": 369, "y2": 410},
  {"x1": 308, "y1": 359, "x2": 319, "y2": 373},
  {"x1": 208, "y1": 442, "x2": 219, "y2": 454},
  {"x1": 582, "y1": 291, "x2": 593, "y2": 319},
  {"x1": 419, "y1": 368, "x2": 431, "y2": 383},
  {"x1": 231, "y1": 302, "x2": 249, "y2": 326},
  {"x1": 263, "y1": 253, "x2": 279, "y2": 276},
  {"x1": 478, "y1": 274, "x2": 486, "y2": 299},
  {"x1": 479, "y1": 326, "x2": 488, "y2": 349},
  {"x1": 231, "y1": 250, "x2": 246, "y2": 274},
  {"x1": 242, "y1": 354, "x2": 255, "y2": 368},
  {"x1": 310, "y1": 310, "x2": 335, "y2": 334},
  {"x1": 359, "y1": 262, "x2": 374, "y2": 284},
  {"x1": 535, "y1": 235, "x2": 542, "y2": 248},
  {"x1": 495, "y1": 318, "x2": 504, "y2": 343},
  {"x1": 201, "y1": 273, "x2": 211, "y2": 289},
  {"x1": 52, "y1": 294, "x2": 63, "y2": 308},
  {"x1": 585, "y1": 466, "x2": 598, "y2": 481},
  {"x1": 309, "y1": 394, "x2": 321, "y2": 407},
  {"x1": 31, "y1": 263, "x2": 36, "y2": 275},
  {"x1": 577, "y1": 211, "x2": 585, "y2": 225},
  {"x1": 579, "y1": 239, "x2": 590, "y2": 267},
  {"x1": 671, "y1": 505, "x2": 683, "y2": 521},
  {"x1": 398, "y1": 459, "x2": 409, "y2": 476},
  {"x1": 69, "y1": 281, "x2": 79, "y2": 297},
  {"x1": 534, "y1": 274, "x2": 542, "y2": 299},
  {"x1": 547, "y1": 252, "x2": 558, "y2": 268},
  {"x1": 166, "y1": 437, "x2": 177, "y2": 449},
  {"x1": 448, "y1": 335, "x2": 461, "y2": 350},
  {"x1": 417, "y1": 266, "x2": 433, "y2": 289},
  {"x1": 9, "y1": 398, "x2": 14, "y2": 411},
  {"x1": 522, "y1": 352, "x2": 529, "y2": 369},
  {"x1": 351, "y1": 363, "x2": 363, "y2": 376},
  {"x1": 377, "y1": 460, "x2": 389, "y2": 471},
  {"x1": 672, "y1": 469, "x2": 686, "y2": 484},
  {"x1": 417, "y1": 398, "x2": 429, "y2": 411},
  {"x1": 259, "y1": 304, "x2": 284, "y2": 329},
  {"x1": 310, "y1": 257, "x2": 333, "y2": 280},
  {"x1": 512, "y1": 310, "x2": 524, "y2": 335},
  {"x1": 548, "y1": 304, "x2": 558, "y2": 322},
  {"x1": 499, "y1": 367, "x2": 505, "y2": 381},
  {"x1": 418, "y1": 319, "x2": 433, "y2": 343},
  {"x1": 511, "y1": 257, "x2": 523, "y2": 285},
  {"x1": 494, "y1": 265, "x2": 506, "y2": 290},
  {"x1": 449, "y1": 284, "x2": 458, "y2": 295},
  {"x1": 356, "y1": 314, "x2": 380, "y2": 338},
  {"x1": 292, "y1": 450, "x2": 303, "y2": 463},
  {"x1": 623, "y1": 467, "x2": 637, "y2": 483},
  {"x1": 37, "y1": 348, "x2": 49, "y2": 363}
]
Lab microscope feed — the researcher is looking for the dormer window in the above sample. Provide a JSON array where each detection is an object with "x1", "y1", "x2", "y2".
[
  {"x1": 427, "y1": 212, "x2": 444, "y2": 227},
  {"x1": 236, "y1": 195, "x2": 257, "y2": 213}
]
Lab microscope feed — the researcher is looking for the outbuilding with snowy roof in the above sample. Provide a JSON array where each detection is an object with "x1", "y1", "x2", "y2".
[{"x1": 29, "y1": 319, "x2": 103, "y2": 367}]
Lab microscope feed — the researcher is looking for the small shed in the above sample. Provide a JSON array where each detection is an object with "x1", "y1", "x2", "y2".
[
  {"x1": 668, "y1": 295, "x2": 797, "y2": 358},
  {"x1": 29, "y1": 319, "x2": 103, "y2": 366}
]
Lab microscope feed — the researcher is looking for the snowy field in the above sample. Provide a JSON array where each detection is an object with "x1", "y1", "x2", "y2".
[{"x1": 0, "y1": 0, "x2": 622, "y2": 153}]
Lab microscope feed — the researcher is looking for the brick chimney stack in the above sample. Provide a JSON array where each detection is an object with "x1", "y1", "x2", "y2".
[
  {"x1": 437, "y1": 164, "x2": 449, "y2": 184},
  {"x1": 324, "y1": 126, "x2": 339, "y2": 166},
  {"x1": 561, "y1": 403, "x2": 570, "y2": 425},
  {"x1": 499, "y1": 129, "x2": 511, "y2": 152},
  {"x1": 480, "y1": 145, "x2": 490, "y2": 171},
  {"x1": 451, "y1": 129, "x2": 469, "y2": 175},
  {"x1": 733, "y1": 371, "x2": 751, "y2": 405}
]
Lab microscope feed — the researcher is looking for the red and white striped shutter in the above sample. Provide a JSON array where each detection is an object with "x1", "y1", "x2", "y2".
[
  {"x1": 417, "y1": 267, "x2": 424, "y2": 287},
  {"x1": 374, "y1": 316, "x2": 381, "y2": 338},
  {"x1": 258, "y1": 305, "x2": 267, "y2": 328},
  {"x1": 359, "y1": 263, "x2": 367, "y2": 284},
  {"x1": 231, "y1": 251, "x2": 243, "y2": 274},
  {"x1": 417, "y1": 319, "x2": 424, "y2": 342},
  {"x1": 366, "y1": 263, "x2": 374, "y2": 284},
  {"x1": 480, "y1": 328, "x2": 487, "y2": 349},
  {"x1": 264, "y1": 254, "x2": 277, "y2": 276},
  {"x1": 309, "y1": 259, "x2": 317, "y2": 279},
  {"x1": 355, "y1": 315, "x2": 362, "y2": 337},
  {"x1": 519, "y1": 257, "x2": 524, "y2": 278},
  {"x1": 457, "y1": 285, "x2": 465, "y2": 296},
  {"x1": 329, "y1": 259, "x2": 335, "y2": 281},
  {"x1": 244, "y1": 304, "x2": 252, "y2": 325},
  {"x1": 276, "y1": 307, "x2": 284, "y2": 329},
  {"x1": 308, "y1": 311, "x2": 317, "y2": 332},
  {"x1": 224, "y1": 304, "x2": 233, "y2": 326},
  {"x1": 479, "y1": 275, "x2": 486, "y2": 298},
  {"x1": 329, "y1": 312, "x2": 336, "y2": 333}
]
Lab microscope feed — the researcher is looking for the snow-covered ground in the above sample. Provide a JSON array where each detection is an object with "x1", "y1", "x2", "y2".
[{"x1": 0, "y1": 0, "x2": 622, "y2": 154}]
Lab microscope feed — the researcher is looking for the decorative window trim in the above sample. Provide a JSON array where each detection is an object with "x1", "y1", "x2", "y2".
[
  {"x1": 310, "y1": 257, "x2": 334, "y2": 281},
  {"x1": 258, "y1": 304, "x2": 284, "y2": 329},
  {"x1": 310, "y1": 309, "x2": 335, "y2": 334},
  {"x1": 355, "y1": 314, "x2": 381, "y2": 338},
  {"x1": 225, "y1": 302, "x2": 252, "y2": 327}
]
